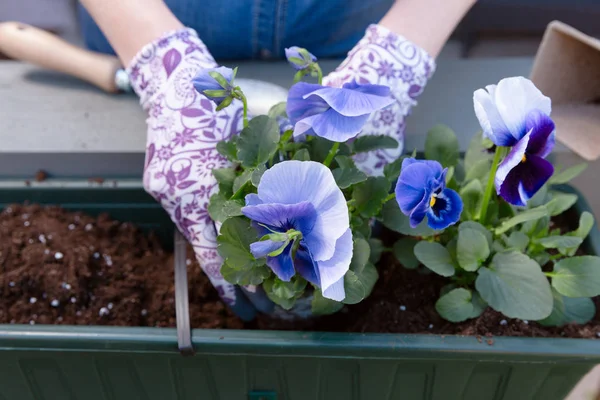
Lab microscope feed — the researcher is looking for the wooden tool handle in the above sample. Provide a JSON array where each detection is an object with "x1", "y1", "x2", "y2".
[{"x1": 0, "y1": 21, "x2": 122, "y2": 93}]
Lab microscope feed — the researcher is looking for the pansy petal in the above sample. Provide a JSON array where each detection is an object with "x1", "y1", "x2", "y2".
[
  {"x1": 244, "y1": 193, "x2": 262, "y2": 207},
  {"x1": 341, "y1": 80, "x2": 391, "y2": 97},
  {"x1": 426, "y1": 188, "x2": 463, "y2": 229},
  {"x1": 317, "y1": 229, "x2": 352, "y2": 301},
  {"x1": 395, "y1": 181, "x2": 426, "y2": 216},
  {"x1": 500, "y1": 155, "x2": 553, "y2": 206},
  {"x1": 494, "y1": 77, "x2": 551, "y2": 140},
  {"x1": 287, "y1": 82, "x2": 330, "y2": 124},
  {"x1": 474, "y1": 86, "x2": 516, "y2": 146},
  {"x1": 401, "y1": 158, "x2": 444, "y2": 176},
  {"x1": 306, "y1": 84, "x2": 394, "y2": 117},
  {"x1": 310, "y1": 108, "x2": 370, "y2": 142},
  {"x1": 266, "y1": 242, "x2": 295, "y2": 282},
  {"x1": 294, "y1": 245, "x2": 320, "y2": 286},
  {"x1": 524, "y1": 109, "x2": 556, "y2": 158},
  {"x1": 409, "y1": 196, "x2": 430, "y2": 228},
  {"x1": 292, "y1": 114, "x2": 319, "y2": 138},
  {"x1": 495, "y1": 133, "x2": 530, "y2": 196},
  {"x1": 250, "y1": 240, "x2": 286, "y2": 259},
  {"x1": 242, "y1": 201, "x2": 317, "y2": 234},
  {"x1": 257, "y1": 161, "x2": 349, "y2": 261},
  {"x1": 322, "y1": 276, "x2": 345, "y2": 302}
]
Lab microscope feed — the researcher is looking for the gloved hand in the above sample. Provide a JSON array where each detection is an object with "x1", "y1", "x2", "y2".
[
  {"x1": 126, "y1": 25, "x2": 435, "y2": 319},
  {"x1": 324, "y1": 24, "x2": 436, "y2": 176}
]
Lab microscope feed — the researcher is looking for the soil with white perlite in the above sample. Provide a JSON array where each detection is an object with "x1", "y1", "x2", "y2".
[{"x1": 0, "y1": 204, "x2": 598, "y2": 339}]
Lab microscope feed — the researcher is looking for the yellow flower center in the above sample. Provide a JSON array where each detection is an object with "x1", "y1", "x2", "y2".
[
  {"x1": 430, "y1": 195, "x2": 436, "y2": 208},
  {"x1": 521, "y1": 154, "x2": 527, "y2": 163}
]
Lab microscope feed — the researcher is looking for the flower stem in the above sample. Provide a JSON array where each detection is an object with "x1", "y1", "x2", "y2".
[
  {"x1": 383, "y1": 193, "x2": 396, "y2": 203},
  {"x1": 479, "y1": 146, "x2": 504, "y2": 225},
  {"x1": 315, "y1": 65, "x2": 323, "y2": 85},
  {"x1": 544, "y1": 272, "x2": 557, "y2": 278},
  {"x1": 323, "y1": 142, "x2": 340, "y2": 167},
  {"x1": 237, "y1": 91, "x2": 249, "y2": 128}
]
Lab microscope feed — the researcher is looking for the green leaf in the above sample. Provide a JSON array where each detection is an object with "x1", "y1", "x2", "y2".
[
  {"x1": 465, "y1": 159, "x2": 491, "y2": 182},
  {"x1": 506, "y1": 231, "x2": 529, "y2": 251},
  {"x1": 351, "y1": 216, "x2": 371, "y2": 239},
  {"x1": 435, "y1": 288, "x2": 475, "y2": 322},
  {"x1": 549, "y1": 163, "x2": 587, "y2": 185},
  {"x1": 292, "y1": 148, "x2": 311, "y2": 161},
  {"x1": 380, "y1": 200, "x2": 440, "y2": 237},
  {"x1": 424, "y1": 124, "x2": 460, "y2": 167},
  {"x1": 233, "y1": 168, "x2": 253, "y2": 193},
  {"x1": 528, "y1": 185, "x2": 549, "y2": 208},
  {"x1": 459, "y1": 221, "x2": 493, "y2": 247},
  {"x1": 351, "y1": 135, "x2": 398, "y2": 153},
  {"x1": 350, "y1": 238, "x2": 371, "y2": 274},
  {"x1": 368, "y1": 239, "x2": 384, "y2": 264},
  {"x1": 495, "y1": 206, "x2": 548, "y2": 235},
  {"x1": 236, "y1": 115, "x2": 280, "y2": 168},
  {"x1": 343, "y1": 262, "x2": 378, "y2": 304},
  {"x1": 383, "y1": 158, "x2": 403, "y2": 182},
  {"x1": 216, "y1": 139, "x2": 239, "y2": 162},
  {"x1": 536, "y1": 236, "x2": 583, "y2": 250},
  {"x1": 470, "y1": 291, "x2": 487, "y2": 318},
  {"x1": 521, "y1": 215, "x2": 550, "y2": 238},
  {"x1": 220, "y1": 262, "x2": 270, "y2": 286},
  {"x1": 545, "y1": 192, "x2": 577, "y2": 216},
  {"x1": 464, "y1": 133, "x2": 493, "y2": 171},
  {"x1": 414, "y1": 241, "x2": 455, "y2": 277},
  {"x1": 208, "y1": 193, "x2": 244, "y2": 222},
  {"x1": 459, "y1": 179, "x2": 483, "y2": 220},
  {"x1": 251, "y1": 164, "x2": 267, "y2": 186},
  {"x1": 574, "y1": 211, "x2": 595, "y2": 239},
  {"x1": 332, "y1": 156, "x2": 367, "y2": 189},
  {"x1": 538, "y1": 288, "x2": 595, "y2": 326},
  {"x1": 268, "y1": 101, "x2": 287, "y2": 119},
  {"x1": 217, "y1": 217, "x2": 261, "y2": 270},
  {"x1": 311, "y1": 290, "x2": 344, "y2": 316},
  {"x1": 393, "y1": 237, "x2": 420, "y2": 269},
  {"x1": 212, "y1": 167, "x2": 236, "y2": 197},
  {"x1": 457, "y1": 228, "x2": 490, "y2": 271},
  {"x1": 475, "y1": 251, "x2": 552, "y2": 320},
  {"x1": 352, "y1": 177, "x2": 390, "y2": 218},
  {"x1": 263, "y1": 277, "x2": 307, "y2": 310},
  {"x1": 552, "y1": 256, "x2": 600, "y2": 297}
]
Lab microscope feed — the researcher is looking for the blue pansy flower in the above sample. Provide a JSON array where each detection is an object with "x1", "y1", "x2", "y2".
[
  {"x1": 395, "y1": 158, "x2": 463, "y2": 229},
  {"x1": 241, "y1": 160, "x2": 352, "y2": 301},
  {"x1": 473, "y1": 77, "x2": 555, "y2": 206},
  {"x1": 286, "y1": 80, "x2": 395, "y2": 142},
  {"x1": 192, "y1": 66, "x2": 235, "y2": 105},
  {"x1": 495, "y1": 110, "x2": 555, "y2": 206},
  {"x1": 285, "y1": 46, "x2": 317, "y2": 71}
]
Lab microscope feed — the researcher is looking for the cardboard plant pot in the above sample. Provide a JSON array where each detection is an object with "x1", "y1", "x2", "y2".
[
  {"x1": 530, "y1": 21, "x2": 600, "y2": 161},
  {"x1": 0, "y1": 183, "x2": 599, "y2": 400}
]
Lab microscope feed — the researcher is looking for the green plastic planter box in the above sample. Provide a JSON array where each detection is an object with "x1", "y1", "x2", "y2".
[{"x1": 0, "y1": 184, "x2": 599, "y2": 400}]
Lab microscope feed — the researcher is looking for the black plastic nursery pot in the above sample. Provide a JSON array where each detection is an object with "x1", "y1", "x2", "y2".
[{"x1": 0, "y1": 183, "x2": 599, "y2": 400}]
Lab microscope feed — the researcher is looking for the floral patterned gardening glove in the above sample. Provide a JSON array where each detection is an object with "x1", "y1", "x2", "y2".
[
  {"x1": 126, "y1": 29, "x2": 274, "y2": 321},
  {"x1": 126, "y1": 24, "x2": 435, "y2": 320},
  {"x1": 323, "y1": 24, "x2": 436, "y2": 176}
]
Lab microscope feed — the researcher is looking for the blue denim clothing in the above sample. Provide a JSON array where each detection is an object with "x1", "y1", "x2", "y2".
[{"x1": 79, "y1": 0, "x2": 394, "y2": 60}]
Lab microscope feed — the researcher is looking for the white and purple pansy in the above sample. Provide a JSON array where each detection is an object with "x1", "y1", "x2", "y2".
[
  {"x1": 286, "y1": 80, "x2": 395, "y2": 142},
  {"x1": 241, "y1": 160, "x2": 352, "y2": 301},
  {"x1": 473, "y1": 76, "x2": 555, "y2": 206},
  {"x1": 395, "y1": 158, "x2": 463, "y2": 230}
]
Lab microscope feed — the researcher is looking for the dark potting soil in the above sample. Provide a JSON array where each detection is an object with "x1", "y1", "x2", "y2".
[{"x1": 0, "y1": 204, "x2": 598, "y2": 339}]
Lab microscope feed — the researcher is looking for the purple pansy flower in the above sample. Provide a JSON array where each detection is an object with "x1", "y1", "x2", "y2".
[
  {"x1": 241, "y1": 161, "x2": 351, "y2": 301},
  {"x1": 286, "y1": 80, "x2": 395, "y2": 142},
  {"x1": 495, "y1": 110, "x2": 555, "y2": 206},
  {"x1": 473, "y1": 77, "x2": 555, "y2": 205},
  {"x1": 192, "y1": 66, "x2": 234, "y2": 105},
  {"x1": 284, "y1": 47, "x2": 317, "y2": 71},
  {"x1": 395, "y1": 158, "x2": 463, "y2": 229}
]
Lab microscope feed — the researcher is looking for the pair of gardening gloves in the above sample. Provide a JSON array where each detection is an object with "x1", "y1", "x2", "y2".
[{"x1": 126, "y1": 25, "x2": 435, "y2": 320}]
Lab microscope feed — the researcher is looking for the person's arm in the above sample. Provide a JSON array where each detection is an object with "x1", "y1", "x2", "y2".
[
  {"x1": 78, "y1": 0, "x2": 182, "y2": 65},
  {"x1": 379, "y1": 0, "x2": 477, "y2": 58}
]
